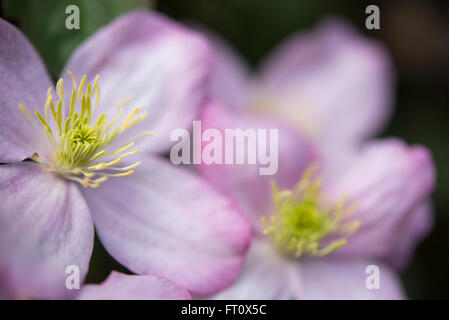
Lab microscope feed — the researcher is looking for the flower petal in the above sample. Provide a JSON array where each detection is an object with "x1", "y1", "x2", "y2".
[
  {"x1": 0, "y1": 19, "x2": 53, "y2": 163},
  {"x1": 254, "y1": 18, "x2": 394, "y2": 149},
  {"x1": 199, "y1": 101, "x2": 318, "y2": 231},
  {"x1": 211, "y1": 238, "x2": 301, "y2": 299},
  {"x1": 77, "y1": 271, "x2": 191, "y2": 300},
  {"x1": 301, "y1": 259, "x2": 404, "y2": 299},
  {"x1": 0, "y1": 162, "x2": 94, "y2": 299},
  {"x1": 326, "y1": 139, "x2": 435, "y2": 264},
  {"x1": 62, "y1": 11, "x2": 211, "y2": 154},
  {"x1": 82, "y1": 156, "x2": 250, "y2": 296},
  {"x1": 205, "y1": 31, "x2": 251, "y2": 111},
  {"x1": 211, "y1": 239, "x2": 404, "y2": 300},
  {"x1": 385, "y1": 201, "x2": 433, "y2": 268}
]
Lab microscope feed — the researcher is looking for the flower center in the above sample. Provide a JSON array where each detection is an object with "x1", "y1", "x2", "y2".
[
  {"x1": 261, "y1": 164, "x2": 360, "y2": 259},
  {"x1": 18, "y1": 71, "x2": 155, "y2": 188}
]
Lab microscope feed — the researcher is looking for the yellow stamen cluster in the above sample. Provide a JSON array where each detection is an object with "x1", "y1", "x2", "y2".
[
  {"x1": 262, "y1": 164, "x2": 361, "y2": 259},
  {"x1": 19, "y1": 71, "x2": 155, "y2": 188}
]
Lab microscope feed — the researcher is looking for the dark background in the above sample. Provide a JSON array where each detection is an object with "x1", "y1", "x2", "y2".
[{"x1": 1, "y1": 0, "x2": 448, "y2": 299}]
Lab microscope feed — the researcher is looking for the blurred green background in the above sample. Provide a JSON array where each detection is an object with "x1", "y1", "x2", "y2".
[{"x1": 1, "y1": 0, "x2": 448, "y2": 299}]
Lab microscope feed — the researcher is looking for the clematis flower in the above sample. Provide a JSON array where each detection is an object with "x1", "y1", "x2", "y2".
[
  {"x1": 200, "y1": 102, "x2": 434, "y2": 299},
  {"x1": 207, "y1": 18, "x2": 394, "y2": 178},
  {"x1": 0, "y1": 11, "x2": 250, "y2": 299},
  {"x1": 77, "y1": 272, "x2": 191, "y2": 300},
  {"x1": 197, "y1": 18, "x2": 436, "y2": 299}
]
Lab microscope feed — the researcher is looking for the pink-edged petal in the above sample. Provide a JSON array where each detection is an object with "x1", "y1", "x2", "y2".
[
  {"x1": 0, "y1": 162, "x2": 94, "y2": 299},
  {"x1": 211, "y1": 238, "x2": 404, "y2": 300},
  {"x1": 301, "y1": 259, "x2": 405, "y2": 300},
  {"x1": 77, "y1": 271, "x2": 191, "y2": 300},
  {"x1": 254, "y1": 18, "x2": 394, "y2": 149},
  {"x1": 0, "y1": 19, "x2": 52, "y2": 163},
  {"x1": 211, "y1": 238, "x2": 301, "y2": 300},
  {"x1": 62, "y1": 11, "x2": 211, "y2": 154},
  {"x1": 204, "y1": 30, "x2": 251, "y2": 111},
  {"x1": 386, "y1": 201, "x2": 433, "y2": 268},
  {"x1": 199, "y1": 101, "x2": 318, "y2": 231},
  {"x1": 81, "y1": 155, "x2": 250, "y2": 296},
  {"x1": 326, "y1": 139, "x2": 435, "y2": 264}
]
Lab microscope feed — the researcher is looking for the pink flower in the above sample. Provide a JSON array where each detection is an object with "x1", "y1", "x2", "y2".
[
  {"x1": 198, "y1": 18, "x2": 435, "y2": 299},
  {"x1": 0, "y1": 11, "x2": 250, "y2": 299}
]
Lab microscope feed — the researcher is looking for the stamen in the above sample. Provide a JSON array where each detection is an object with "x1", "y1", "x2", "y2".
[
  {"x1": 34, "y1": 111, "x2": 55, "y2": 143},
  {"x1": 87, "y1": 157, "x2": 123, "y2": 170},
  {"x1": 116, "y1": 162, "x2": 141, "y2": 171},
  {"x1": 137, "y1": 131, "x2": 157, "y2": 138},
  {"x1": 110, "y1": 142, "x2": 135, "y2": 155},
  {"x1": 117, "y1": 94, "x2": 135, "y2": 107},
  {"x1": 67, "y1": 70, "x2": 78, "y2": 92},
  {"x1": 109, "y1": 170, "x2": 134, "y2": 177},
  {"x1": 78, "y1": 74, "x2": 87, "y2": 99},
  {"x1": 17, "y1": 71, "x2": 154, "y2": 188},
  {"x1": 90, "y1": 150, "x2": 106, "y2": 162},
  {"x1": 93, "y1": 75, "x2": 100, "y2": 112},
  {"x1": 18, "y1": 103, "x2": 33, "y2": 120},
  {"x1": 69, "y1": 88, "x2": 76, "y2": 116},
  {"x1": 262, "y1": 164, "x2": 360, "y2": 259},
  {"x1": 117, "y1": 149, "x2": 140, "y2": 159}
]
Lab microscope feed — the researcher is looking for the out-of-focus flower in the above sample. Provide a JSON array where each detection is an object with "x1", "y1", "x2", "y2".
[
  {"x1": 77, "y1": 271, "x2": 191, "y2": 300},
  {"x1": 198, "y1": 18, "x2": 436, "y2": 299},
  {"x1": 208, "y1": 18, "x2": 395, "y2": 179},
  {"x1": 201, "y1": 102, "x2": 434, "y2": 299},
  {"x1": 0, "y1": 11, "x2": 250, "y2": 299}
]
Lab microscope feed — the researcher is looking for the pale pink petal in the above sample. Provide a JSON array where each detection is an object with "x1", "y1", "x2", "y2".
[
  {"x1": 0, "y1": 19, "x2": 52, "y2": 163},
  {"x1": 82, "y1": 156, "x2": 250, "y2": 296},
  {"x1": 0, "y1": 162, "x2": 94, "y2": 299},
  {"x1": 211, "y1": 238, "x2": 301, "y2": 300},
  {"x1": 211, "y1": 239, "x2": 404, "y2": 300},
  {"x1": 301, "y1": 259, "x2": 405, "y2": 299},
  {"x1": 326, "y1": 139, "x2": 435, "y2": 263},
  {"x1": 205, "y1": 31, "x2": 251, "y2": 111},
  {"x1": 199, "y1": 101, "x2": 318, "y2": 231},
  {"x1": 386, "y1": 201, "x2": 433, "y2": 268},
  {"x1": 254, "y1": 18, "x2": 394, "y2": 150},
  {"x1": 77, "y1": 271, "x2": 191, "y2": 300},
  {"x1": 61, "y1": 11, "x2": 211, "y2": 154}
]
